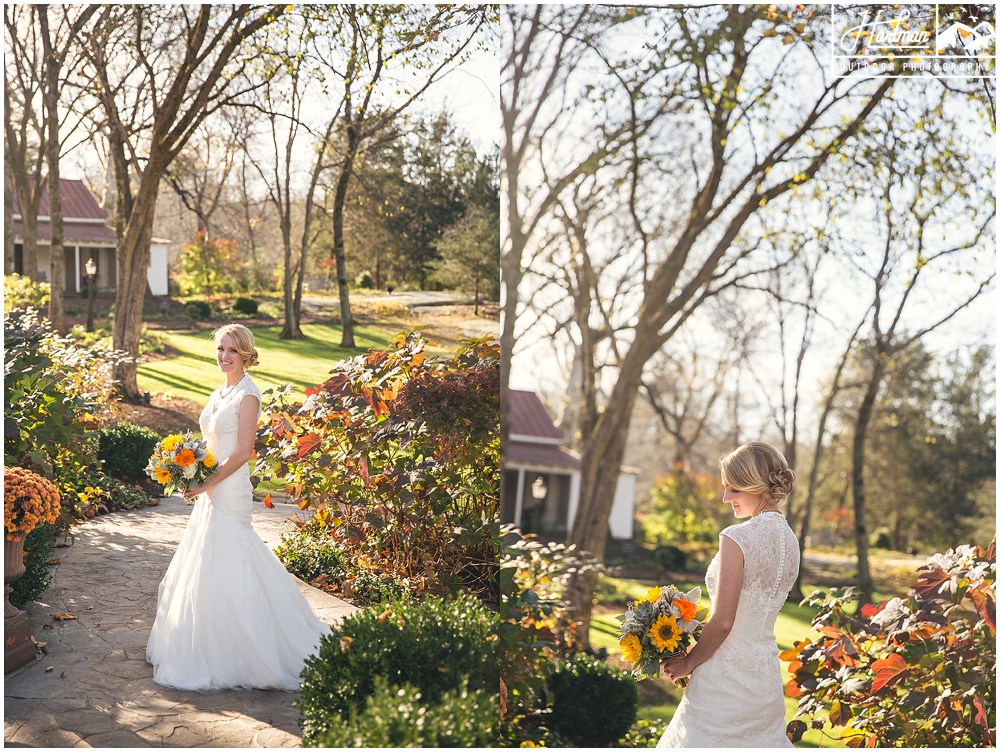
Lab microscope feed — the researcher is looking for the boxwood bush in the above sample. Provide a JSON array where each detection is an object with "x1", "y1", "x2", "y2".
[
  {"x1": 547, "y1": 653, "x2": 639, "y2": 746},
  {"x1": 183, "y1": 300, "x2": 211, "y2": 320},
  {"x1": 296, "y1": 592, "x2": 499, "y2": 745},
  {"x1": 97, "y1": 422, "x2": 161, "y2": 480},
  {"x1": 306, "y1": 678, "x2": 496, "y2": 748},
  {"x1": 233, "y1": 297, "x2": 259, "y2": 315}
]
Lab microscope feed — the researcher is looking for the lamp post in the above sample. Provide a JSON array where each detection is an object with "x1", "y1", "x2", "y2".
[{"x1": 85, "y1": 257, "x2": 96, "y2": 332}]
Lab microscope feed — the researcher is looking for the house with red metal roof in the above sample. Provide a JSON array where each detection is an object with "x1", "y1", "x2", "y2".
[
  {"x1": 503, "y1": 389, "x2": 636, "y2": 540},
  {"x1": 11, "y1": 179, "x2": 169, "y2": 295}
]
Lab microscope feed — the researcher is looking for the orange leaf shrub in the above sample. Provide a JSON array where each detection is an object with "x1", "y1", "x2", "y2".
[
  {"x1": 785, "y1": 540, "x2": 996, "y2": 747},
  {"x1": 4, "y1": 466, "x2": 61, "y2": 539}
]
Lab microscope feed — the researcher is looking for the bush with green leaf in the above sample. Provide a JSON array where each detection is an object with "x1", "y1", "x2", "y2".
[
  {"x1": 651, "y1": 543, "x2": 687, "y2": 571},
  {"x1": 232, "y1": 297, "x2": 259, "y2": 315},
  {"x1": 274, "y1": 519, "x2": 346, "y2": 581},
  {"x1": 619, "y1": 718, "x2": 669, "y2": 748},
  {"x1": 9, "y1": 523, "x2": 57, "y2": 607},
  {"x1": 256, "y1": 333, "x2": 498, "y2": 602},
  {"x1": 69, "y1": 324, "x2": 166, "y2": 355},
  {"x1": 4, "y1": 273, "x2": 50, "y2": 310},
  {"x1": 97, "y1": 422, "x2": 161, "y2": 480},
  {"x1": 546, "y1": 653, "x2": 639, "y2": 746},
  {"x1": 62, "y1": 473, "x2": 150, "y2": 520},
  {"x1": 785, "y1": 540, "x2": 996, "y2": 748},
  {"x1": 354, "y1": 270, "x2": 374, "y2": 289},
  {"x1": 296, "y1": 592, "x2": 499, "y2": 745},
  {"x1": 641, "y1": 470, "x2": 722, "y2": 547},
  {"x1": 182, "y1": 300, "x2": 211, "y2": 320},
  {"x1": 4, "y1": 308, "x2": 126, "y2": 477},
  {"x1": 306, "y1": 677, "x2": 496, "y2": 748},
  {"x1": 499, "y1": 526, "x2": 602, "y2": 732}
]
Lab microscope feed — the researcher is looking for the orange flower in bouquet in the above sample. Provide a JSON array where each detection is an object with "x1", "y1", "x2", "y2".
[{"x1": 4, "y1": 466, "x2": 61, "y2": 539}]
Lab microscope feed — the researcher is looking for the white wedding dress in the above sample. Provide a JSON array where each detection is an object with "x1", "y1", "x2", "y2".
[
  {"x1": 146, "y1": 374, "x2": 331, "y2": 691},
  {"x1": 657, "y1": 511, "x2": 799, "y2": 747}
]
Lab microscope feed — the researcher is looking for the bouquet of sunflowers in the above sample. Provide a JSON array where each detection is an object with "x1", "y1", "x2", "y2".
[
  {"x1": 617, "y1": 584, "x2": 708, "y2": 684},
  {"x1": 145, "y1": 432, "x2": 216, "y2": 499}
]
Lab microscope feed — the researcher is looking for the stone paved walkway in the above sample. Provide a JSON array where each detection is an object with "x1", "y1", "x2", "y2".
[{"x1": 4, "y1": 496, "x2": 357, "y2": 748}]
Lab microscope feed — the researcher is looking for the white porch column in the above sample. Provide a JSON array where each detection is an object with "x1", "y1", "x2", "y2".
[
  {"x1": 74, "y1": 246, "x2": 81, "y2": 293},
  {"x1": 513, "y1": 468, "x2": 526, "y2": 528},
  {"x1": 566, "y1": 471, "x2": 582, "y2": 532}
]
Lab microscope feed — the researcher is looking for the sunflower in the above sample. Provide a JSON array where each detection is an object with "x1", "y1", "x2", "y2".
[
  {"x1": 648, "y1": 613, "x2": 683, "y2": 653},
  {"x1": 155, "y1": 466, "x2": 173, "y2": 484},
  {"x1": 175, "y1": 448, "x2": 196, "y2": 468},
  {"x1": 642, "y1": 586, "x2": 663, "y2": 604},
  {"x1": 619, "y1": 632, "x2": 643, "y2": 664},
  {"x1": 675, "y1": 597, "x2": 698, "y2": 623},
  {"x1": 203, "y1": 451, "x2": 216, "y2": 469},
  {"x1": 161, "y1": 434, "x2": 183, "y2": 452}
]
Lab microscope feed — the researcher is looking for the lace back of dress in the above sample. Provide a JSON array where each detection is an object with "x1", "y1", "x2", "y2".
[{"x1": 733, "y1": 515, "x2": 799, "y2": 617}]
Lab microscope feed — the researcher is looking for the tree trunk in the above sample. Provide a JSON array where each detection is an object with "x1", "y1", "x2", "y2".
[
  {"x1": 566, "y1": 336, "x2": 648, "y2": 646},
  {"x1": 41, "y1": 4, "x2": 65, "y2": 331},
  {"x1": 111, "y1": 167, "x2": 162, "y2": 400},
  {"x1": 331, "y1": 128, "x2": 359, "y2": 348},
  {"x1": 19, "y1": 210, "x2": 39, "y2": 283},
  {"x1": 279, "y1": 208, "x2": 302, "y2": 340},
  {"x1": 3, "y1": 157, "x2": 14, "y2": 275},
  {"x1": 499, "y1": 221, "x2": 526, "y2": 510},
  {"x1": 850, "y1": 356, "x2": 884, "y2": 608}
]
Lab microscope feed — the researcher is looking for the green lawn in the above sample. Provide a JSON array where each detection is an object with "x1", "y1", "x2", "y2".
[
  {"x1": 593, "y1": 575, "x2": 907, "y2": 748},
  {"x1": 137, "y1": 323, "x2": 400, "y2": 406}
]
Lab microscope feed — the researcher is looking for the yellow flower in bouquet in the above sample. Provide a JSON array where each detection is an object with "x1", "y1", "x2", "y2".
[
  {"x1": 648, "y1": 614, "x2": 682, "y2": 653},
  {"x1": 642, "y1": 586, "x2": 663, "y2": 604},
  {"x1": 161, "y1": 434, "x2": 183, "y2": 452},
  {"x1": 620, "y1": 632, "x2": 643, "y2": 664}
]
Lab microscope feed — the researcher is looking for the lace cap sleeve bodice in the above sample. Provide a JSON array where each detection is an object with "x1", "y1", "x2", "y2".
[
  {"x1": 707, "y1": 512, "x2": 800, "y2": 624},
  {"x1": 199, "y1": 374, "x2": 262, "y2": 463}
]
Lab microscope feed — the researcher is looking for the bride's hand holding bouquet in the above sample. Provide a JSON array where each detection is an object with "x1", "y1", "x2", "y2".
[
  {"x1": 146, "y1": 432, "x2": 217, "y2": 500},
  {"x1": 617, "y1": 584, "x2": 708, "y2": 687}
]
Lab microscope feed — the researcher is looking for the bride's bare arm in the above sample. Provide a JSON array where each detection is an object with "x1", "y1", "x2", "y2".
[
  {"x1": 662, "y1": 535, "x2": 744, "y2": 680},
  {"x1": 184, "y1": 394, "x2": 260, "y2": 499}
]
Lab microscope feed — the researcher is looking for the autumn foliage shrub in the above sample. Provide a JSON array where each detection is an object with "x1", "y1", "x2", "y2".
[
  {"x1": 255, "y1": 333, "x2": 498, "y2": 602},
  {"x1": 785, "y1": 540, "x2": 996, "y2": 748}
]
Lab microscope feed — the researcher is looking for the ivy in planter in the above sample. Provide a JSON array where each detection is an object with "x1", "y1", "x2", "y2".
[{"x1": 10, "y1": 523, "x2": 57, "y2": 607}]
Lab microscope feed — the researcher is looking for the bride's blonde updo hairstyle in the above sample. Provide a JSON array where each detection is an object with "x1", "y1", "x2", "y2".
[
  {"x1": 719, "y1": 442, "x2": 796, "y2": 505},
  {"x1": 213, "y1": 323, "x2": 260, "y2": 369}
]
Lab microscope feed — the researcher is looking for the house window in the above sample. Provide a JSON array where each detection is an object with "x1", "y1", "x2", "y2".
[{"x1": 14, "y1": 243, "x2": 22, "y2": 275}]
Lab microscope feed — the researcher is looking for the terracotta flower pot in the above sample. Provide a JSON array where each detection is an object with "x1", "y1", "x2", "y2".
[{"x1": 4, "y1": 535, "x2": 26, "y2": 619}]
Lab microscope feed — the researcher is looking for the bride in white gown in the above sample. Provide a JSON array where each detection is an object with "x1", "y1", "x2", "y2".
[
  {"x1": 657, "y1": 442, "x2": 799, "y2": 748},
  {"x1": 146, "y1": 324, "x2": 331, "y2": 692}
]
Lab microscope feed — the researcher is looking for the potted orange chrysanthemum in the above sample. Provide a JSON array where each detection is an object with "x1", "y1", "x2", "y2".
[{"x1": 4, "y1": 466, "x2": 61, "y2": 672}]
